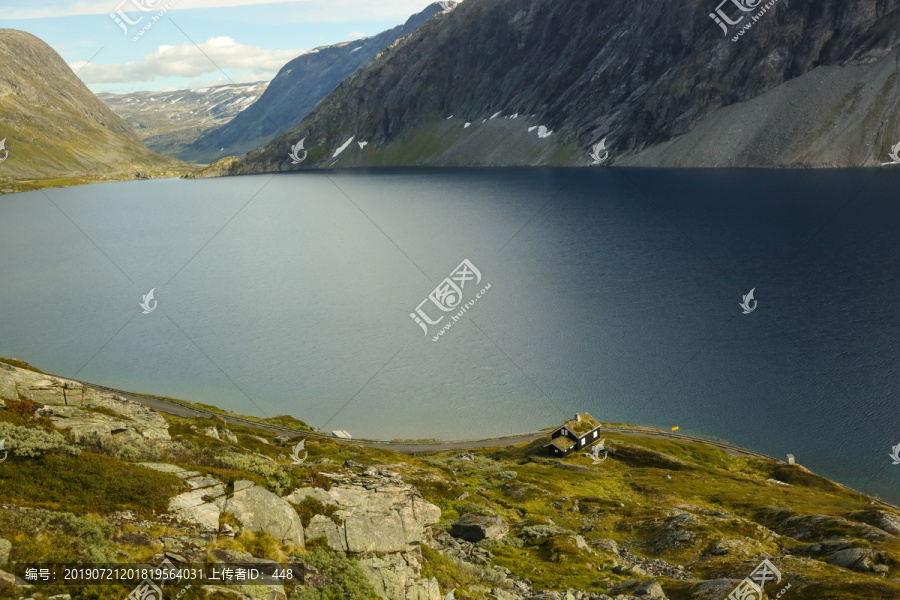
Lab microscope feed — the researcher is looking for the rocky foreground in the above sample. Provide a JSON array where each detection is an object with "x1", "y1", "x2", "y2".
[{"x1": 0, "y1": 358, "x2": 898, "y2": 600}]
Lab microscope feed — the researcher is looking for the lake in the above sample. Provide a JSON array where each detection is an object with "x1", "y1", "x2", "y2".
[{"x1": 1, "y1": 168, "x2": 898, "y2": 503}]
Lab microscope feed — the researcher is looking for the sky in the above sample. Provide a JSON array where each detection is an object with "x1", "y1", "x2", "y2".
[{"x1": 1, "y1": 0, "x2": 442, "y2": 94}]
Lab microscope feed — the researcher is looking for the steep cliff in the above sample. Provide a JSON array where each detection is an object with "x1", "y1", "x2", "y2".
[
  {"x1": 178, "y1": 2, "x2": 450, "y2": 164},
  {"x1": 195, "y1": 0, "x2": 900, "y2": 174}
]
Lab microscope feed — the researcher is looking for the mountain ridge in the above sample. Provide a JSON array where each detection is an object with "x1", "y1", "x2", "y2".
[
  {"x1": 191, "y1": 0, "x2": 900, "y2": 174},
  {"x1": 0, "y1": 28, "x2": 187, "y2": 187},
  {"x1": 178, "y1": 2, "x2": 451, "y2": 164},
  {"x1": 98, "y1": 82, "x2": 269, "y2": 159}
]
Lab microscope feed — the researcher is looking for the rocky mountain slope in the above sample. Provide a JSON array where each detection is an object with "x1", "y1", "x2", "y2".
[
  {"x1": 98, "y1": 83, "x2": 269, "y2": 159},
  {"x1": 178, "y1": 3, "x2": 451, "y2": 165},
  {"x1": 1, "y1": 356, "x2": 899, "y2": 600},
  {"x1": 0, "y1": 29, "x2": 187, "y2": 190},
  {"x1": 193, "y1": 0, "x2": 900, "y2": 175}
]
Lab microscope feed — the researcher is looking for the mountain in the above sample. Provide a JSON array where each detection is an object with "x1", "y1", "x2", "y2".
[
  {"x1": 2, "y1": 356, "x2": 899, "y2": 600},
  {"x1": 0, "y1": 29, "x2": 186, "y2": 189},
  {"x1": 194, "y1": 0, "x2": 900, "y2": 175},
  {"x1": 178, "y1": 2, "x2": 451, "y2": 164},
  {"x1": 98, "y1": 82, "x2": 269, "y2": 159}
]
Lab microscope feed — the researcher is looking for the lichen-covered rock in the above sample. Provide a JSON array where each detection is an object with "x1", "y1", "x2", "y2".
[
  {"x1": 224, "y1": 481, "x2": 305, "y2": 547},
  {"x1": 634, "y1": 579, "x2": 667, "y2": 599},
  {"x1": 845, "y1": 510, "x2": 900, "y2": 536},
  {"x1": 208, "y1": 549, "x2": 287, "y2": 600},
  {"x1": 286, "y1": 471, "x2": 439, "y2": 553},
  {"x1": 0, "y1": 570, "x2": 15, "y2": 594},
  {"x1": 358, "y1": 553, "x2": 441, "y2": 600},
  {"x1": 757, "y1": 507, "x2": 892, "y2": 542},
  {"x1": 0, "y1": 539, "x2": 10, "y2": 566},
  {"x1": 140, "y1": 463, "x2": 226, "y2": 531},
  {"x1": 689, "y1": 579, "x2": 742, "y2": 600},
  {"x1": 0, "y1": 362, "x2": 169, "y2": 440},
  {"x1": 825, "y1": 547, "x2": 892, "y2": 573},
  {"x1": 451, "y1": 513, "x2": 509, "y2": 542}
]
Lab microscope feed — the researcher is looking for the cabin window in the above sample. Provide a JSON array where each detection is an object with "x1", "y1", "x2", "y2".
[{"x1": 593, "y1": 431, "x2": 597, "y2": 439}]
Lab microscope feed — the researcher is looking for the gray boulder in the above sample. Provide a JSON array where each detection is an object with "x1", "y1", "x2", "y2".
[
  {"x1": 825, "y1": 548, "x2": 890, "y2": 573},
  {"x1": 140, "y1": 463, "x2": 227, "y2": 531},
  {"x1": 0, "y1": 363, "x2": 169, "y2": 439},
  {"x1": 223, "y1": 481, "x2": 305, "y2": 547},
  {"x1": 0, "y1": 570, "x2": 15, "y2": 593},
  {"x1": 845, "y1": 510, "x2": 900, "y2": 536},
  {"x1": 689, "y1": 579, "x2": 743, "y2": 600},
  {"x1": 0, "y1": 539, "x2": 10, "y2": 565},
  {"x1": 451, "y1": 513, "x2": 509, "y2": 542},
  {"x1": 635, "y1": 579, "x2": 667, "y2": 599},
  {"x1": 358, "y1": 553, "x2": 441, "y2": 600},
  {"x1": 286, "y1": 472, "x2": 440, "y2": 553}
]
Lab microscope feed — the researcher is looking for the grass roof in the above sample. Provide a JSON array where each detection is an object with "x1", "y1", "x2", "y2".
[
  {"x1": 563, "y1": 413, "x2": 601, "y2": 435},
  {"x1": 549, "y1": 437, "x2": 576, "y2": 451}
]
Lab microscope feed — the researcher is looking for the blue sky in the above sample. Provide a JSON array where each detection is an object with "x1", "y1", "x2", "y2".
[{"x1": 2, "y1": 0, "x2": 441, "y2": 94}]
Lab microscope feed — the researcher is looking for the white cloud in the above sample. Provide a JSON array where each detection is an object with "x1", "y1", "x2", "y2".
[
  {"x1": 5, "y1": 0, "x2": 441, "y2": 22},
  {"x1": 70, "y1": 36, "x2": 300, "y2": 83},
  {"x1": 346, "y1": 31, "x2": 365, "y2": 38}
]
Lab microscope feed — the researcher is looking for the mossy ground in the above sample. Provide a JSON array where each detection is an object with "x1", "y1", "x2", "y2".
[{"x1": 0, "y1": 359, "x2": 898, "y2": 599}]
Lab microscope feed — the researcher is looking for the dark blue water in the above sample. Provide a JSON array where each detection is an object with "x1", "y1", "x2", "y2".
[{"x1": 0, "y1": 168, "x2": 898, "y2": 503}]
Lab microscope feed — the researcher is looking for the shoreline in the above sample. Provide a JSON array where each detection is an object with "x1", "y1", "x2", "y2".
[
  {"x1": 1, "y1": 358, "x2": 892, "y2": 510},
  {"x1": 71, "y1": 376, "x2": 900, "y2": 512}
]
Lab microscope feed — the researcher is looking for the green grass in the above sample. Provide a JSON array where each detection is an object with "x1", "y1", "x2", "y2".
[
  {"x1": 290, "y1": 496, "x2": 343, "y2": 528},
  {"x1": 0, "y1": 357, "x2": 45, "y2": 373},
  {"x1": 0, "y1": 452, "x2": 182, "y2": 515}
]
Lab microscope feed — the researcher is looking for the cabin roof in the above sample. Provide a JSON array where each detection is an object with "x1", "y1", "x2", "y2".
[
  {"x1": 561, "y1": 413, "x2": 601, "y2": 435},
  {"x1": 549, "y1": 436, "x2": 576, "y2": 451}
]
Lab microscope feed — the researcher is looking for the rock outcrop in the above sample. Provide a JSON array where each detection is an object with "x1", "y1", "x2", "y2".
[
  {"x1": 140, "y1": 463, "x2": 227, "y2": 532},
  {"x1": 286, "y1": 469, "x2": 440, "y2": 553},
  {"x1": 0, "y1": 362, "x2": 169, "y2": 440},
  {"x1": 223, "y1": 481, "x2": 305, "y2": 547},
  {"x1": 358, "y1": 553, "x2": 441, "y2": 600},
  {"x1": 450, "y1": 513, "x2": 509, "y2": 542},
  {"x1": 845, "y1": 510, "x2": 900, "y2": 536},
  {"x1": 757, "y1": 507, "x2": 894, "y2": 542},
  {"x1": 139, "y1": 465, "x2": 304, "y2": 546}
]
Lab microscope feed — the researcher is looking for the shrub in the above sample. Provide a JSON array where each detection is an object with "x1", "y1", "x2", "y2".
[
  {"x1": 0, "y1": 509, "x2": 116, "y2": 564},
  {"x1": 519, "y1": 524, "x2": 567, "y2": 540},
  {"x1": 0, "y1": 421, "x2": 79, "y2": 457},
  {"x1": 457, "y1": 502, "x2": 488, "y2": 516},
  {"x1": 476, "y1": 537, "x2": 524, "y2": 550},
  {"x1": 420, "y1": 545, "x2": 479, "y2": 593},
  {"x1": 0, "y1": 452, "x2": 181, "y2": 515},
  {"x1": 236, "y1": 530, "x2": 287, "y2": 562},
  {"x1": 75, "y1": 432, "x2": 164, "y2": 461},
  {"x1": 495, "y1": 471, "x2": 518, "y2": 481},
  {"x1": 51, "y1": 513, "x2": 116, "y2": 563},
  {"x1": 288, "y1": 548, "x2": 378, "y2": 600},
  {"x1": 291, "y1": 496, "x2": 342, "y2": 528},
  {"x1": 216, "y1": 452, "x2": 295, "y2": 494},
  {"x1": 0, "y1": 399, "x2": 51, "y2": 427}
]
